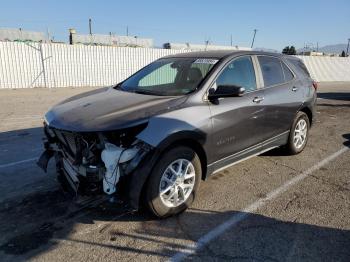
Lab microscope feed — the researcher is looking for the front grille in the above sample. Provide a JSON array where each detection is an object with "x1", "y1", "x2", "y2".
[
  {"x1": 63, "y1": 132, "x2": 77, "y2": 155},
  {"x1": 52, "y1": 129, "x2": 78, "y2": 157}
]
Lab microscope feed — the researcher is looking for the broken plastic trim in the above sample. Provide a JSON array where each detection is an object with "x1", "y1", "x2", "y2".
[
  {"x1": 101, "y1": 141, "x2": 152, "y2": 195},
  {"x1": 37, "y1": 147, "x2": 54, "y2": 172},
  {"x1": 101, "y1": 143, "x2": 137, "y2": 194},
  {"x1": 124, "y1": 142, "x2": 152, "y2": 175}
]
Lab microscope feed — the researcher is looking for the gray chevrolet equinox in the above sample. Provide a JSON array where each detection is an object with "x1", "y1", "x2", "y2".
[{"x1": 38, "y1": 51, "x2": 317, "y2": 217}]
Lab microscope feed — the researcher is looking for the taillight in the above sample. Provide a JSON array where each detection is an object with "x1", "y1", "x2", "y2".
[{"x1": 312, "y1": 80, "x2": 318, "y2": 91}]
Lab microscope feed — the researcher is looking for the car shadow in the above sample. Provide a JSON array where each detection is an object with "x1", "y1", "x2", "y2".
[
  {"x1": 318, "y1": 92, "x2": 350, "y2": 101},
  {"x1": 317, "y1": 92, "x2": 350, "y2": 107},
  {"x1": 1, "y1": 196, "x2": 350, "y2": 261},
  {"x1": 1, "y1": 128, "x2": 350, "y2": 260},
  {"x1": 343, "y1": 133, "x2": 350, "y2": 148},
  {"x1": 317, "y1": 103, "x2": 350, "y2": 108},
  {"x1": 260, "y1": 147, "x2": 290, "y2": 157}
]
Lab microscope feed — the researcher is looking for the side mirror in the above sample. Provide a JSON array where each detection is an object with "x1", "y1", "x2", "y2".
[{"x1": 208, "y1": 85, "x2": 245, "y2": 100}]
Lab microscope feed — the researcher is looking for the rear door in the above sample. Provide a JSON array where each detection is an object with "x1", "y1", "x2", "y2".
[
  {"x1": 257, "y1": 55, "x2": 303, "y2": 140},
  {"x1": 209, "y1": 55, "x2": 266, "y2": 162}
]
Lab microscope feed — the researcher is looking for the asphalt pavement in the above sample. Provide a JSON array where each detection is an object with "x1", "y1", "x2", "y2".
[{"x1": 0, "y1": 82, "x2": 349, "y2": 261}]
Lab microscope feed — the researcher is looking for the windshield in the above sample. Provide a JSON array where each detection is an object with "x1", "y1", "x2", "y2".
[{"x1": 119, "y1": 58, "x2": 218, "y2": 96}]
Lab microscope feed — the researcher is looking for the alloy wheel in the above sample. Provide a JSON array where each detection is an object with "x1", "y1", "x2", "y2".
[
  {"x1": 293, "y1": 118, "x2": 307, "y2": 149},
  {"x1": 159, "y1": 159, "x2": 196, "y2": 208}
]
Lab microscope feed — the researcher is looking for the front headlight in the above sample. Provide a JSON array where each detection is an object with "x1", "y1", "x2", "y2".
[{"x1": 44, "y1": 111, "x2": 55, "y2": 126}]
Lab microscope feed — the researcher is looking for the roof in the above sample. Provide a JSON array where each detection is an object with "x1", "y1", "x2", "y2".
[{"x1": 163, "y1": 50, "x2": 284, "y2": 59}]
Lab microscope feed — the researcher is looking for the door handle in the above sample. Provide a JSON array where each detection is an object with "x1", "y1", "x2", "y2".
[
  {"x1": 292, "y1": 87, "x2": 298, "y2": 92},
  {"x1": 253, "y1": 96, "x2": 264, "y2": 103}
]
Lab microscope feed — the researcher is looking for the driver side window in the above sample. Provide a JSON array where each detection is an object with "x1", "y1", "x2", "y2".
[{"x1": 216, "y1": 56, "x2": 257, "y2": 92}]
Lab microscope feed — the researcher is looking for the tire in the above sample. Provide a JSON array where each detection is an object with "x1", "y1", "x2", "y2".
[
  {"x1": 145, "y1": 146, "x2": 201, "y2": 218},
  {"x1": 286, "y1": 111, "x2": 310, "y2": 155}
]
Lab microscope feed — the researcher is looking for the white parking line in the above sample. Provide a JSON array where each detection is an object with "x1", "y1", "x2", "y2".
[
  {"x1": 0, "y1": 157, "x2": 38, "y2": 169},
  {"x1": 170, "y1": 146, "x2": 349, "y2": 262}
]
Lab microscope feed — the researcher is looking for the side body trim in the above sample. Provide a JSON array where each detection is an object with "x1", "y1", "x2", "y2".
[{"x1": 207, "y1": 131, "x2": 289, "y2": 177}]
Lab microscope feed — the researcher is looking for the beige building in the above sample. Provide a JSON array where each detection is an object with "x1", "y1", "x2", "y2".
[{"x1": 302, "y1": 51, "x2": 324, "y2": 56}]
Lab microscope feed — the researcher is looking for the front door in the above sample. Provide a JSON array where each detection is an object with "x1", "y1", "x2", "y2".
[{"x1": 209, "y1": 56, "x2": 266, "y2": 163}]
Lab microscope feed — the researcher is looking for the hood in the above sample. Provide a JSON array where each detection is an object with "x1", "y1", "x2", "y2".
[{"x1": 45, "y1": 87, "x2": 187, "y2": 132}]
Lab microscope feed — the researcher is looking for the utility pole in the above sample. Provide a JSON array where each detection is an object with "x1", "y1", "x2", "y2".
[
  {"x1": 126, "y1": 26, "x2": 129, "y2": 36},
  {"x1": 347, "y1": 38, "x2": 350, "y2": 56},
  {"x1": 230, "y1": 34, "x2": 233, "y2": 46},
  {"x1": 316, "y1": 42, "x2": 319, "y2": 52},
  {"x1": 251, "y1": 29, "x2": 257, "y2": 48},
  {"x1": 46, "y1": 27, "x2": 51, "y2": 43},
  {"x1": 89, "y1": 18, "x2": 92, "y2": 35},
  {"x1": 69, "y1": 28, "x2": 76, "y2": 45},
  {"x1": 205, "y1": 38, "x2": 210, "y2": 51}
]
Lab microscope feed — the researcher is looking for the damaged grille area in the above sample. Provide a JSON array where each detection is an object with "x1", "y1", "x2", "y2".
[
  {"x1": 55, "y1": 131, "x2": 77, "y2": 156},
  {"x1": 47, "y1": 126, "x2": 101, "y2": 166},
  {"x1": 41, "y1": 123, "x2": 151, "y2": 198}
]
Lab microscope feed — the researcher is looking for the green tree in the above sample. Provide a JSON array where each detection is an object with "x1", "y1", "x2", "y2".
[
  {"x1": 289, "y1": 46, "x2": 296, "y2": 55},
  {"x1": 282, "y1": 46, "x2": 290, "y2": 54},
  {"x1": 340, "y1": 50, "x2": 346, "y2": 57},
  {"x1": 282, "y1": 46, "x2": 296, "y2": 55}
]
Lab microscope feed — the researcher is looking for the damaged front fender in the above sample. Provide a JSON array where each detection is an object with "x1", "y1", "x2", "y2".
[{"x1": 125, "y1": 145, "x2": 159, "y2": 209}]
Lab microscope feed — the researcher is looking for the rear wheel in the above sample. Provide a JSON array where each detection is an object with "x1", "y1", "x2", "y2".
[
  {"x1": 145, "y1": 146, "x2": 201, "y2": 218},
  {"x1": 286, "y1": 112, "x2": 310, "y2": 155}
]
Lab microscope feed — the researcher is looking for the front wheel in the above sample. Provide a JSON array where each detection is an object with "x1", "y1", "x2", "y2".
[
  {"x1": 145, "y1": 146, "x2": 201, "y2": 218},
  {"x1": 286, "y1": 111, "x2": 310, "y2": 155}
]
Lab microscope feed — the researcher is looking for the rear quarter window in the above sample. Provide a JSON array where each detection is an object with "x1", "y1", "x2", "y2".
[
  {"x1": 282, "y1": 62, "x2": 294, "y2": 81},
  {"x1": 286, "y1": 58, "x2": 310, "y2": 78}
]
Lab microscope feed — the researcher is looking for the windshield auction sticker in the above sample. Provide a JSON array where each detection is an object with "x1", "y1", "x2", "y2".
[{"x1": 194, "y1": 59, "x2": 219, "y2": 64}]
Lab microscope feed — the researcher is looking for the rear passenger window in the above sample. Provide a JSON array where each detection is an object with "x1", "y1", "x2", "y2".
[
  {"x1": 216, "y1": 56, "x2": 256, "y2": 92},
  {"x1": 258, "y1": 56, "x2": 285, "y2": 87},
  {"x1": 282, "y1": 62, "x2": 294, "y2": 81}
]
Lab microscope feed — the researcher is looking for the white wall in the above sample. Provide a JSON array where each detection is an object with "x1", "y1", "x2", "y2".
[
  {"x1": 0, "y1": 42, "x2": 46, "y2": 88},
  {"x1": 0, "y1": 42, "x2": 187, "y2": 88},
  {"x1": 0, "y1": 42, "x2": 349, "y2": 89},
  {"x1": 296, "y1": 55, "x2": 350, "y2": 82}
]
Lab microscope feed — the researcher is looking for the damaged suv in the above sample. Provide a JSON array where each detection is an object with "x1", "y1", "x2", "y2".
[{"x1": 38, "y1": 51, "x2": 316, "y2": 217}]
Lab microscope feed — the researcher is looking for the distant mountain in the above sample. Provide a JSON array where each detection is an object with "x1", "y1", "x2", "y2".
[
  {"x1": 298, "y1": 44, "x2": 348, "y2": 54},
  {"x1": 253, "y1": 47, "x2": 279, "y2": 53}
]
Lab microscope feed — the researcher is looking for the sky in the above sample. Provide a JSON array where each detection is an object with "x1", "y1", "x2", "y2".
[{"x1": 0, "y1": 0, "x2": 349, "y2": 51}]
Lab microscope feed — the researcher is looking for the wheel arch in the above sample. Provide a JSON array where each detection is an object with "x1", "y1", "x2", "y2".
[
  {"x1": 134, "y1": 133, "x2": 208, "y2": 210},
  {"x1": 154, "y1": 132, "x2": 208, "y2": 181},
  {"x1": 299, "y1": 106, "x2": 313, "y2": 126}
]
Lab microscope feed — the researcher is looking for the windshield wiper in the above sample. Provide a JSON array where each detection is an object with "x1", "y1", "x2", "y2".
[
  {"x1": 134, "y1": 89, "x2": 165, "y2": 96},
  {"x1": 113, "y1": 83, "x2": 123, "y2": 90}
]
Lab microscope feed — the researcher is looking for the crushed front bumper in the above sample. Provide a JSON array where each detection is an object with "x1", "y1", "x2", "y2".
[{"x1": 37, "y1": 127, "x2": 153, "y2": 209}]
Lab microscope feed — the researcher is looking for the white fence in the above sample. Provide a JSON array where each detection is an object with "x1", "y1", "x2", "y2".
[
  {"x1": 0, "y1": 42, "x2": 350, "y2": 89},
  {"x1": 0, "y1": 42, "x2": 187, "y2": 89},
  {"x1": 296, "y1": 55, "x2": 350, "y2": 82}
]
